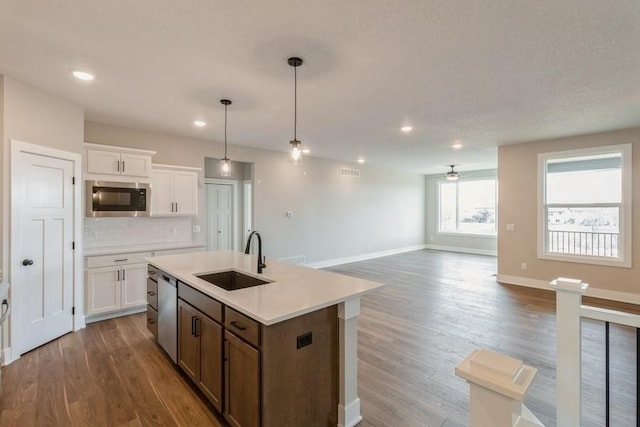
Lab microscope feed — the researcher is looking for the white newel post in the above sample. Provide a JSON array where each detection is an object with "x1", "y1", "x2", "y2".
[
  {"x1": 552, "y1": 277, "x2": 588, "y2": 427},
  {"x1": 455, "y1": 349, "x2": 543, "y2": 427},
  {"x1": 338, "y1": 297, "x2": 361, "y2": 427}
]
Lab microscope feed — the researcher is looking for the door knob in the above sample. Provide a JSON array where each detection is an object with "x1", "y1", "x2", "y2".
[{"x1": 22, "y1": 259, "x2": 34, "y2": 266}]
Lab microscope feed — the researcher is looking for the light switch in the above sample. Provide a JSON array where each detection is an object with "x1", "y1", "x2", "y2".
[{"x1": 506, "y1": 224, "x2": 515, "y2": 231}]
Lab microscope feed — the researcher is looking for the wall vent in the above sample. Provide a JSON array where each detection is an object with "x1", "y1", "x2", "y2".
[
  {"x1": 340, "y1": 168, "x2": 361, "y2": 178},
  {"x1": 279, "y1": 255, "x2": 306, "y2": 265}
]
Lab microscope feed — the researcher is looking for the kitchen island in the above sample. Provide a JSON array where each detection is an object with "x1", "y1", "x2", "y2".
[{"x1": 146, "y1": 250, "x2": 383, "y2": 427}]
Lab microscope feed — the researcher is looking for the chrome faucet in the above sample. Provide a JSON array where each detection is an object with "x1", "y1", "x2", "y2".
[{"x1": 244, "y1": 231, "x2": 266, "y2": 274}]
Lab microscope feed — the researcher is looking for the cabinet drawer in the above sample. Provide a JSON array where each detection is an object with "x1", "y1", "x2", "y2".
[
  {"x1": 147, "y1": 278, "x2": 158, "y2": 310},
  {"x1": 178, "y1": 282, "x2": 222, "y2": 323},
  {"x1": 147, "y1": 306, "x2": 158, "y2": 340},
  {"x1": 225, "y1": 307, "x2": 260, "y2": 348},
  {"x1": 85, "y1": 251, "x2": 152, "y2": 268}
]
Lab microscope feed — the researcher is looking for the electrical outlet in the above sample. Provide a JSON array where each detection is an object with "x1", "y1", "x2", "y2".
[
  {"x1": 521, "y1": 262, "x2": 528, "y2": 271},
  {"x1": 506, "y1": 224, "x2": 515, "y2": 231},
  {"x1": 192, "y1": 225, "x2": 201, "y2": 233}
]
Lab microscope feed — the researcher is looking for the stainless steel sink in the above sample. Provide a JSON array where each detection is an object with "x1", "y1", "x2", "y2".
[{"x1": 195, "y1": 270, "x2": 270, "y2": 291}]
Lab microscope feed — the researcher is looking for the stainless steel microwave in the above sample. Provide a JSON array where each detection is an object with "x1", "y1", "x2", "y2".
[{"x1": 85, "y1": 181, "x2": 150, "y2": 217}]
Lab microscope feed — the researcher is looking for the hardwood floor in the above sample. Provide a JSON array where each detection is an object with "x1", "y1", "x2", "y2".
[
  {"x1": 0, "y1": 314, "x2": 225, "y2": 427},
  {"x1": 329, "y1": 250, "x2": 639, "y2": 427},
  {"x1": 1, "y1": 249, "x2": 637, "y2": 426}
]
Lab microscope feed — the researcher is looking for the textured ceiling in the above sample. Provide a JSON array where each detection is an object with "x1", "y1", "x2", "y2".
[{"x1": 1, "y1": 0, "x2": 639, "y2": 174}]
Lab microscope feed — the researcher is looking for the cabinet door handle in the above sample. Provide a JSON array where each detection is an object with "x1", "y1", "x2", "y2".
[
  {"x1": 194, "y1": 317, "x2": 200, "y2": 337},
  {"x1": 230, "y1": 321, "x2": 246, "y2": 331},
  {"x1": 117, "y1": 269, "x2": 120, "y2": 281},
  {"x1": 175, "y1": 203, "x2": 178, "y2": 212},
  {"x1": 191, "y1": 316, "x2": 196, "y2": 336},
  {"x1": 116, "y1": 160, "x2": 120, "y2": 172},
  {"x1": 114, "y1": 258, "x2": 128, "y2": 262},
  {"x1": 122, "y1": 161, "x2": 125, "y2": 172},
  {"x1": 147, "y1": 318, "x2": 156, "y2": 324},
  {"x1": 147, "y1": 291, "x2": 156, "y2": 296},
  {"x1": 122, "y1": 269, "x2": 126, "y2": 281}
]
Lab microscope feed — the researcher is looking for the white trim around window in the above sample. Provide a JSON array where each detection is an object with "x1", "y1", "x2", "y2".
[
  {"x1": 437, "y1": 176, "x2": 497, "y2": 237},
  {"x1": 537, "y1": 143, "x2": 632, "y2": 268}
]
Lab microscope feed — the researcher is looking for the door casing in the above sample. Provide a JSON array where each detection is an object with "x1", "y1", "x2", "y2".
[{"x1": 205, "y1": 178, "x2": 239, "y2": 251}]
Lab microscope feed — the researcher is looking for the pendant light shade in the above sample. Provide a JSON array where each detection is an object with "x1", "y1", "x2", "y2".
[
  {"x1": 220, "y1": 99, "x2": 232, "y2": 177},
  {"x1": 288, "y1": 57, "x2": 304, "y2": 164},
  {"x1": 446, "y1": 165, "x2": 459, "y2": 181}
]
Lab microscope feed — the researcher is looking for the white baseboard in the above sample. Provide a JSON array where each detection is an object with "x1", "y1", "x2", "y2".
[
  {"x1": 425, "y1": 244, "x2": 497, "y2": 257},
  {"x1": 2, "y1": 346, "x2": 16, "y2": 366},
  {"x1": 85, "y1": 305, "x2": 147, "y2": 324},
  {"x1": 497, "y1": 274, "x2": 640, "y2": 305},
  {"x1": 338, "y1": 399, "x2": 362, "y2": 427},
  {"x1": 306, "y1": 244, "x2": 428, "y2": 269}
]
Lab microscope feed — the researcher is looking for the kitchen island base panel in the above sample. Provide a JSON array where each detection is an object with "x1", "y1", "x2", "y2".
[
  {"x1": 261, "y1": 305, "x2": 338, "y2": 426},
  {"x1": 338, "y1": 298, "x2": 361, "y2": 427}
]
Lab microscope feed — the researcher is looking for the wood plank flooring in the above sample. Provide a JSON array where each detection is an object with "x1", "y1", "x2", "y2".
[
  {"x1": 0, "y1": 313, "x2": 225, "y2": 427},
  {"x1": 1, "y1": 249, "x2": 637, "y2": 426}
]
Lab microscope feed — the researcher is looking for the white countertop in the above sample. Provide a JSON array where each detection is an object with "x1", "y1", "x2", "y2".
[
  {"x1": 85, "y1": 242, "x2": 205, "y2": 257},
  {"x1": 146, "y1": 250, "x2": 384, "y2": 325}
]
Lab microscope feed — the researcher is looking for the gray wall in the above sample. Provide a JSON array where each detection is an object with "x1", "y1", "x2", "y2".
[
  {"x1": 1, "y1": 77, "x2": 84, "y2": 279},
  {"x1": 0, "y1": 76, "x2": 84, "y2": 351},
  {"x1": 425, "y1": 169, "x2": 497, "y2": 255},
  {"x1": 85, "y1": 121, "x2": 426, "y2": 264}
]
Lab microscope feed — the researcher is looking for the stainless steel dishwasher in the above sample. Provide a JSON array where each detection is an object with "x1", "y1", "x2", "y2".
[{"x1": 157, "y1": 271, "x2": 177, "y2": 363}]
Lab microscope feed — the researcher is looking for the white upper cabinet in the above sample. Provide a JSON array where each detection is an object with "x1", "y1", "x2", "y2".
[
  {"x1": 174, "y1": 171, "x2": 199, "y2": 215},
  {"x1": 120, "y1": 153, "x2": 152, "y2": 177},
  {"x1": 85, "y1": 143, "x2": 156, "y2": 181},
  {"x1": 151, "y1": 164, "x2": 200, "y2": 216},
  {"x1": 151, "y1": 168, "x2": 175, "y2": 215}
]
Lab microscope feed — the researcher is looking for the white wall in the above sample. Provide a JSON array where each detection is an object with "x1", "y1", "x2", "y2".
[
  {"x1": 85, "y1": 121, "x2": 426, "y2": 264},
  {"x1": 425, "y1": 170, "x2": 497, "y2": 256}
]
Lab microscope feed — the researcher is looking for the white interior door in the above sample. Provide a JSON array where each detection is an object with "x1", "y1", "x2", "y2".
[
  {"x1": 11, "y1": 146, "x2": 75, "y2": 356},
  {"x1": 207, "y1": 183, "x2": 233, "y2": 251}
]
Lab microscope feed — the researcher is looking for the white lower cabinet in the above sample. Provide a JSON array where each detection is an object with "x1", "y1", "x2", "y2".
[
  {"x1": 121, "y1": 263, "x2": 149, "y2": 308},
  {"x1": 85, "y1": 252, "x2": 151, "y2": 319},
  {"x1": 85, "y1": 266, "x2": 121, "y2": 315}
]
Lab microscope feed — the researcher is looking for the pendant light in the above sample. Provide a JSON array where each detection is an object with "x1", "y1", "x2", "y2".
[
  {"x1": 446, "y1": 165, "x2": 459, "y2": 181},
  {"x1": 288, "y1": 57, "x2": 303, "y2": 164},
  {"x1": 220, "y1": 99, "x2": 232, "y2": 177}
]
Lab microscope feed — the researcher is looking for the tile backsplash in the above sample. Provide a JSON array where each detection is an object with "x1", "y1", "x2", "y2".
[{"x1": 84, "y1": 217, "x2": 194, "y2": 249}]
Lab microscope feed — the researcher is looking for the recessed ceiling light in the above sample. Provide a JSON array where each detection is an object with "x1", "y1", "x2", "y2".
[
  {"x1": 401, "y1": 126, "x2": 413, "y2": 133},
  {"x1": 452, "y1": 143, "x2": 463, "y2": 149},
  {"x1": 357, "y1": 158, "x2": 365, "y2": 164},
  {"x1": 302, "y1": 148, "x2": 310, "y2": 154},
  {"x1": 72, "y1": 70, "x2": 94, "y2": 81},
  {"x1": 193, "y1": 120, "x2": 206, "y2": 127}
]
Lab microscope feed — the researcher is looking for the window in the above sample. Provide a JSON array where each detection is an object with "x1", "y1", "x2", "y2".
[
  {"x1": 538, "y1": 144, "x2": 632, "y2": 267},
  {"x1": 438, "y1": 178, "x2": 497, "y2": 236}
]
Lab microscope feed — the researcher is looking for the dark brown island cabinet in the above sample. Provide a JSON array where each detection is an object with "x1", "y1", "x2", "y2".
[{"x1": 154, "y1": 279, "x2": 337, "y2": 427}]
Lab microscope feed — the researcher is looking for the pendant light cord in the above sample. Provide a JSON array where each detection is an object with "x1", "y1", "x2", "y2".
[
  {"x1": 294, "y1": 64, "x2": 297, "y2": 142},
  {"x1": 224, "y1": 103, "x2": 228, "y2": 158}
]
